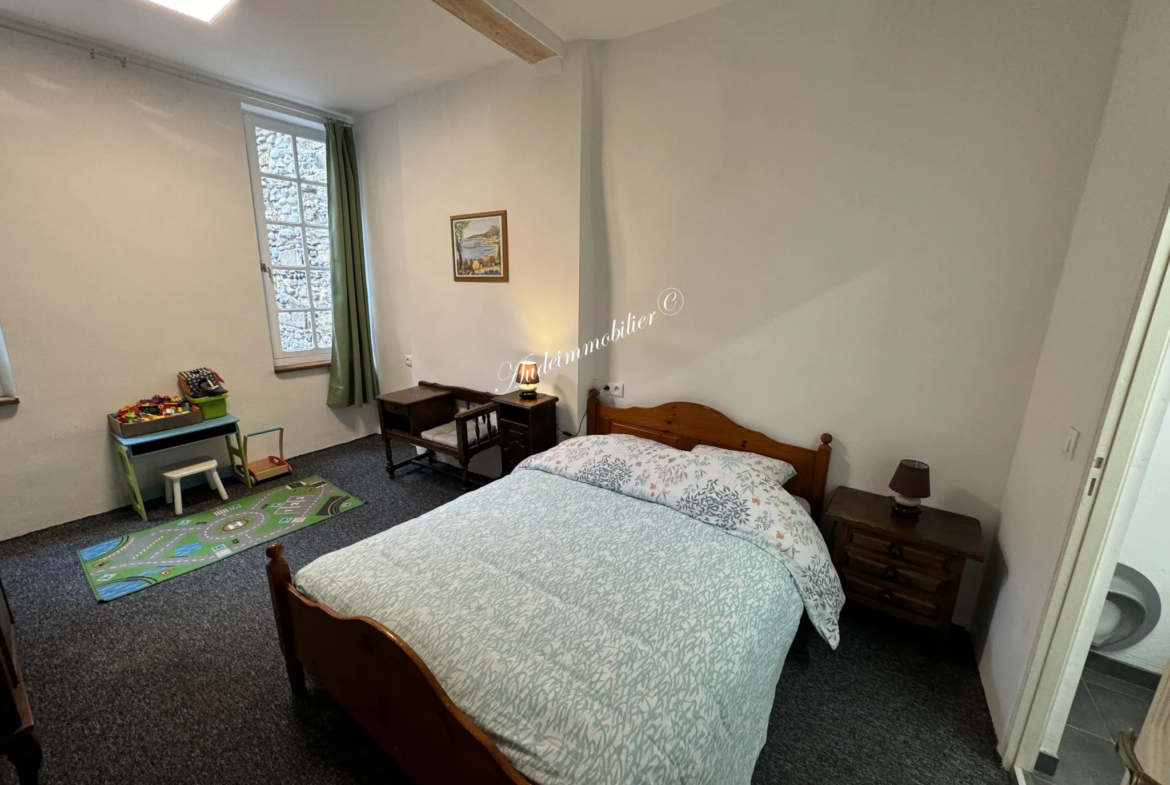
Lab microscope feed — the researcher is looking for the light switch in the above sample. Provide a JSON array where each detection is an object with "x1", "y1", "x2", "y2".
[{"x1": 1062, "y1": 426, "x2": 1080, "y2": 460}]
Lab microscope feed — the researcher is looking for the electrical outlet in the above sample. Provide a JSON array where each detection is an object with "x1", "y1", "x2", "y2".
[
  {"x1": 404, "y1": 355, "x2": 413, "y2": 368},
  {"x1": 592, "y1": 380, "x2": 625, "y2": 398}
]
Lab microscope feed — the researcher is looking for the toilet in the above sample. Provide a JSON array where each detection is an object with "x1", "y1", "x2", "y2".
[{"x1": 1092, "y1": 563, "x2": 1162, "y2": 653}]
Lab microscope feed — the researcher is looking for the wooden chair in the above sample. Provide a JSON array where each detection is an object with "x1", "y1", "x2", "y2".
[{"x1": 376, "y1": 381, "x2": 501, "y2": 489}]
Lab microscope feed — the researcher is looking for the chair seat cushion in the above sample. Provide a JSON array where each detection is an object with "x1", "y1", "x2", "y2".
[{"x1": 421, "y1": 413, "x2": 498, "y2": 449}]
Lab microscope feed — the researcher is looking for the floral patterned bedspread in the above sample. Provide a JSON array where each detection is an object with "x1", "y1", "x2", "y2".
[
  {"x1": 517, "y1": 435, "x2": 845, "y2": 648},
  {"x1": 295, "y1": 469, "x2": 806, "y2": 785}
]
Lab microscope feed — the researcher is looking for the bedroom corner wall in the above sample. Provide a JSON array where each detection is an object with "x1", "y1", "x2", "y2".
[
  {"x1": 0, "y1": 29, "x2": 378, "y2": 539},
  {"x1": 358, "y1": 44, "x2": 589, "y2": 479},
  {"x1": 978, "y1": 0, "x2": 1170, "y2": 742}
]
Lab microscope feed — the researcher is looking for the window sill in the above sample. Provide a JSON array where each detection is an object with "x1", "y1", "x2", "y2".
[
  {"x1": 274, "y1": 361, "x2": 331, "y2": 375},
  {"x1": 0, "y1": 396, "x2": 18, "y2": 407}
]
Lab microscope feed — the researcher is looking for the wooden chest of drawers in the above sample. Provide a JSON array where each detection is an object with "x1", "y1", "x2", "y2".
[
  {"x1": 492, "y1": 391, "x2": 559, "y2": 474},
  {"x1": 826, "y1": 486, "x2": 984, "y2": 644}
]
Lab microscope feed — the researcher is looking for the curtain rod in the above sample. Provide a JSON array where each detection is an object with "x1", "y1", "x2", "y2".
[{"x1": 0, "y1": 11, "x2": 354, "y2": 126}]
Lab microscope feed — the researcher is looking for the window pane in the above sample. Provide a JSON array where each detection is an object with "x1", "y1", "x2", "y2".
[
  {"x1": 0, "y1": 323, "x2": 15, "y2": 397},
  {"x1": 262, "y1": 178, "x2": 301, "y2": 223},
  {"x1": 271, "y1": 269, "x2": 309, "y2": 310},
  {"x1": 305, "y1": 228, "x2": 331, "y2": 267},
  {"x1": 297, "y1": 138, "x2": 327, "y2": 183},
  {"x1": 314, "y1": 310, "x2": 333, "y2": 350},
  {"x1": 310, "y1": 270, "x2": 332, "y2": 310},
  {"x1": 255, "y1": 128, "x2": 296, "y2": 177},
  {"x1": 301, "y1": 183, "x2": 328, "y2": 227},
  {"x1": 278, "y1": 311, "x2": 314, "y2": 352},
  {"x1": 267, "y1": 225, "x2": 304, "y2": 267}
]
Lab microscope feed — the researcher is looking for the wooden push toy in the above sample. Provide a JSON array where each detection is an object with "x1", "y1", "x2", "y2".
[{"x1": 241, "y1": 427, "x2": 292, "y2": 484}]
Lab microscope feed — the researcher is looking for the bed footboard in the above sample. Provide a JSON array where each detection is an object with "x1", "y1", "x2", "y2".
[{"x1": 264, "y1": 544, "x2": 531, "y2": 785}]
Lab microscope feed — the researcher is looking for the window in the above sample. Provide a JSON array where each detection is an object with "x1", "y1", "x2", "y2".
[
  {"x1": 0, "y1": 321, "x2": 15, "y2": 401},
  {"x1": 243, "y1": 112, "x2": 333, "y2": 368}
]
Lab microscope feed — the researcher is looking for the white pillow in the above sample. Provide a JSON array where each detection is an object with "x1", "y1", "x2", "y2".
[{"x1": 692, "y1": 444, "x2": 798, "y2": 485}]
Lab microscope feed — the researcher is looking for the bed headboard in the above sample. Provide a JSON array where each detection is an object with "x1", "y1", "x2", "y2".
[{"x1": 586, "y1": 389, "x2": 833, "y2": 520}]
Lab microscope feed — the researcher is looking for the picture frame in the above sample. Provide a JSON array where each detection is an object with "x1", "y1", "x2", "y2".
[{"x1": 451, "y1": 211, "x2": 509, "y2": 283}]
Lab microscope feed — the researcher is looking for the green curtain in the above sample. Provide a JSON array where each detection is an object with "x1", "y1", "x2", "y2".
[{"x1": 325, "y1": 121, "x2": 378, "y2": 408}]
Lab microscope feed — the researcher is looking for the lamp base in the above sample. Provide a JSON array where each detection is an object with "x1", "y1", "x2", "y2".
[
  {"x1": 891, "y1": 494, "x2": 922, "y2": 517},
  {"x1": 518, "y1": 388, "x2": 538, "y2": 400}
]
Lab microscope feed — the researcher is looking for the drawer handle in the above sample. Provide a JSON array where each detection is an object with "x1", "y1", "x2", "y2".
[
  {"x1": 883, "y1": 567, "x2": 899, "y2": 582},
  {"x1": 879, "y1": 589, "x2": 894, "y2": 604},
  {"x1": 888, "y1": 544, "x2": 903, "y2": 559}
]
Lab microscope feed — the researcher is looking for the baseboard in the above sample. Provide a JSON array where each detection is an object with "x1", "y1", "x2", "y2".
[
  {"x1": 1034, "y1": 751, "x2": 1058, "y2": 777},
  {"x1": 1085, "y1": 651, "x2": 1162, "y2": 691}
]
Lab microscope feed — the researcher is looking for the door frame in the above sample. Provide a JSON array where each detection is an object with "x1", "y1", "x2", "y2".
[{"x1": 1004, "y1": 189, "x2": 1170, "y2": 771}]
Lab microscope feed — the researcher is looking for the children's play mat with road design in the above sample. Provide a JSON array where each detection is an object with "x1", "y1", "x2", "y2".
[{"x1": 78, "y1": 476, "x2": 363, "y2": 601}]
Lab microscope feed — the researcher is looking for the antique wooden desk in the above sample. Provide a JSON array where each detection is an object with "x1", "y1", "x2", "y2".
[{"x1": 376, "y1": 383, "x2": 501, "y2": 488}]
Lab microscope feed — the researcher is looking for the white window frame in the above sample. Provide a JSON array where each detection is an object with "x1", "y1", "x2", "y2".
[
  {"x1": 242, "y1": 111, "x2": 333, "y2": 368},
  {"x1": 0, "y1": 320, "x2": 16, "y2": 400}
]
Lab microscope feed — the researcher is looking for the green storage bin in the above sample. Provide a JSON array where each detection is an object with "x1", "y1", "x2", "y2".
[{"x1": 184, "y1": 393, "x2": 228, "y2": 419}]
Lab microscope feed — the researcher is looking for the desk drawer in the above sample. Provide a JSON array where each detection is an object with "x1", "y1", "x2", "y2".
[
  {"x1": 501, "y1": 422, "x2": 530, "y2": 474},
  {"x1": 378, "y1": 401, "x2": 411, "y2": 434},
  {"x1": 842, "y1": 548, "x2": 945, "y2": 595},
  {"x1": 842, "y1": 570, "x2": 940, "y2": 620},
  {"x1": 500, "y1": 420, "x2": 529, "y2": 440},
  {"x1": 379, "y1": 399, "x2": 409, "y2": 416},
  {"x1": 847, "y1": 529, "x2": 949, "y2": 574}
]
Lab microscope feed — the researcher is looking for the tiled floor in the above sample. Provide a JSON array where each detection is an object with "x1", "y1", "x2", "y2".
[{"x1": 1025, "y1": 665, "x2": 1155, "y2": 785}]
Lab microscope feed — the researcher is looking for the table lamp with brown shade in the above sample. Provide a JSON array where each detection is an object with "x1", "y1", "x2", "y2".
[
  {"x1": 515, "y1": 360, "x2": 540, "y2": 400},
  {"x1": 890, "y1": 459, "x2": 930, "y2": 516}
]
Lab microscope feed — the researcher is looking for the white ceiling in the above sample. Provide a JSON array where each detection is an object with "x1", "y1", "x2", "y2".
[{"x1": 0, "y1": 0, "x2": 739, "y2": 114}]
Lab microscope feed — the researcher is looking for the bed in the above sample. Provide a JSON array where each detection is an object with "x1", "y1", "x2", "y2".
[{"x1": 264, "y1": 390, "x2": 843, "y2": 784}]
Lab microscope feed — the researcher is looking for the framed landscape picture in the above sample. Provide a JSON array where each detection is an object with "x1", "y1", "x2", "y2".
[{"x1": 451, "y1": 211, "x2": 509, "y2": 282}]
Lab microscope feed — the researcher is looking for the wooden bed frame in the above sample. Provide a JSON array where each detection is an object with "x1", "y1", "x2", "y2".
[{"x1": 264, "y1": 390, "x2": 833, "y2": 785}]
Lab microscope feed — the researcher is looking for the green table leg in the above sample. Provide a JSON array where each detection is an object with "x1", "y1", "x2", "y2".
[
  {"x1": 226, "y1": 425, "x2": 252, "y2": 489},
  {"x1": 115, "y1": 442, "x2": 147, "y2": 521}
]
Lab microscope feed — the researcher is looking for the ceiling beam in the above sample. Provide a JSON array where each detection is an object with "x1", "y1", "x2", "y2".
[{"x1": 431, "y1": 0, "x2": 564, "y2": 64}]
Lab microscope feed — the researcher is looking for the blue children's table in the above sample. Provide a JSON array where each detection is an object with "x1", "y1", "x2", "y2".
[{"x1": 111, "y1": 414, "x2": 252, "y2": 520}]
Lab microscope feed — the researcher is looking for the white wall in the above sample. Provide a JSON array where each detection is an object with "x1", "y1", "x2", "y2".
[
  {"x1": 1107, "y1": 401, "x2": 1170, "y2": 673},
  {"x1": 979, "y1": 0, "x2": 1170, "y2": 741},
  {"x1": 357, "y1": 103, "x2": 413, "y2": 397},
  {"x1": 0, "y1": 29, "x2": 377, "y2": 538},
  {"x1": 592, "y1": 0, "x2": 1128, "y2": 627},
  {"x1": 366, "y1": 47, "x2": 587, "y2": 461}
]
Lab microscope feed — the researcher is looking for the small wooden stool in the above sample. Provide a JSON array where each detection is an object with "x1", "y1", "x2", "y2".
[{"x1": 160, "y1": 457, "x2": 228, "y2": 515}]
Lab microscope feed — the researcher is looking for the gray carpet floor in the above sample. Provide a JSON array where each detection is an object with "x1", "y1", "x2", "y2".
[{"x1": 0, "y1": 435, "x2": 1008, "y2": 784}]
